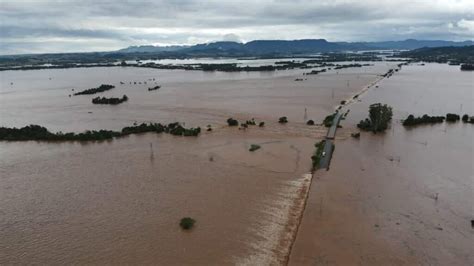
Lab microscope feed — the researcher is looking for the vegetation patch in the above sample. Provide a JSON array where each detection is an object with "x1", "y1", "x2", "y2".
[
  {"x1": 227, "y1": 118, "x2": 239, "y2": 126},
  {"x1": 306, "y1": 120, "x2": 315, "y2": 125},
  {"x1": 402, "y1": 114, "x2": 445, "y2": 126},
  {"x1": 357, "y1": 103, "x2": 393, "y2": 133},
  {"x1": 311, "y1": 140, "x2": 326, "y2": 172},
  {"x1": 0, "y1": 122, "x2": 201, "y2": 141},
  {"x1": 148, "y1": 85, "x2": 161, "y2": 91},
  {"x1": 258, "y1": 122, "x2": 265, "y2": 127},
  {"x1": 249, "y1": 144, "x2": 261, "y2": 152},
  {"x1": 323, "y1": 113, "x2": 337, "y2": 127},
  {"x1": 180, "y1": 217, "x2": 196, "y2": 230},
  {"x1": 304, "y1": 69, "x2": 326, "y2": 75},
  {"x1": 278, "y1": 116, "x2": 288, "y2": 124},
  {"x1": 461, "y1": 114, "x2": 474, "y2": 123},
  {"x1": 74, "y1": 84, "x2": 115, "y2": 95},
  {"x1": 461, "y1": 64, "x2": 474, "y2": 71},
  {"x1": 446, "y1": 113, "x2": 460, "y2": 122},
  {"x1": 351, "y1": 132, "x2": 360, "y2": 138},
  {"x1": 245, "y1": 118, "x2": 256, "y2": 125},
  {"x1": 92, "y1": 95, "x2": 128, "y2": 105}
]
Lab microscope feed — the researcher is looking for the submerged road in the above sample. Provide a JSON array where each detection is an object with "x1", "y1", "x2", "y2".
[{"x1": 319, "y1": 112, "x2": 342, "y2": 170}]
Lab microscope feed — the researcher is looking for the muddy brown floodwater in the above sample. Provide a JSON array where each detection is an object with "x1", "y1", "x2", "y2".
[
  {"x1": 0, "y1": 63, "x2": 394, "y2": 264},
  {"x1": 289, "y1": 63, "x2": 474, "y2": 265}
]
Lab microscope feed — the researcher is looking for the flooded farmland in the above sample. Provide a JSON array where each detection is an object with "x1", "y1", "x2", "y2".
[
  {"x1": 0, "y1": 62, "x2": 392, "y2": 264},
  {"x1": 1, "y1": 62, "x2": 472, "y2": 265},
  {"x1": 289, "y1": 63, "x2": 474, "y2": 265}
]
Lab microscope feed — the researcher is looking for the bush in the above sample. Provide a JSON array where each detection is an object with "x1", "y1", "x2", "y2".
[
  {"x1": 245, "y1": 118, "x2": 256, "y2": 125},
  {"x1": 258, "y1": 122, "x2": 265, "y2": 127},
  {"x1": 306, "y1": 120, "x2": 315, "y2": 125},
  {"x1": 460, "y1": 64, "x2": 474, "y2": 71},
  {"x1": 278, "y1": 117, "x2": 288, "y2": 124},
  {"x1": 249, "y1": 144, "x2": 261, "y2": 152},
  {"x1": 227, "y1": 118, "x2": 239, "y2": 126},
  {"x1": 323, "y1": 113, "x2": 336, "y2": 127},
  {"x1": 180, "y1": 217, "x2": 196, "y2": 230},
  {"x1": 351, "y1": 132, "x2": 360, "y2": 138},
  {"x1": 402, "y1": 114, "x2": 445, "y2": 126},
  {"x1": 462, "y1": 114, "x2": 469, "y2": 122},
  {"x1": 311, "y1": 140, "x2": 326, "y2": 172}
]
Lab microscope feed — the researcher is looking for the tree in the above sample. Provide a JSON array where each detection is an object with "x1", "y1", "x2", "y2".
[{"x1": 357, "y1": 103, "x2": 393, "y2": 133}]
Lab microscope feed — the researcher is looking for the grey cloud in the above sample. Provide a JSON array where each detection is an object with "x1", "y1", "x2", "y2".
[{"x1": 0, "y1": 0, "x2": 473, "y2": 54}]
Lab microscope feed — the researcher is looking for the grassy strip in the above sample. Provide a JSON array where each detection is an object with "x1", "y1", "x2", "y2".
[{"x1": 311, "y1": 140, "x2": 326, "y2": 172}]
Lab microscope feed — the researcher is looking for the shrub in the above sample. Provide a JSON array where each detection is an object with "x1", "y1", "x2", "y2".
[
  {"x1": 351, "y1": 132, "x2": 360, "y2": 138},
  {"x1": 306, "y1": 120, "x2": 315, "y2": 125},
  {"x1": 258, "y1": 122, "x2": 265, "y2": 127},
  {"x1": 278, "y1": 117, "x2": 288, "y2": 123},
  {"x1": 180, "y1": 217, "x2": 196, "y2": 230},
  {"x1": 249, "y1": 144, "x2": 261, "y2": 152},
  {"x1": 227, "y1": 118, "x2": 239, "y2": 126},
  {"x1": 245, "y1": 118, "x2": 256, "y2": 125},
  {"x1": 462, "y1": 114, "x2": 469, "y2": 122}
]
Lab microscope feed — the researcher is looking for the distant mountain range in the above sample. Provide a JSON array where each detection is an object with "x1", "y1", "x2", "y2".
[
  {"x1": 1, "y1": 39, "x2": 472, "y2": 67},
  {"x1": 117, "y1": 39, "x2": 474, "y2": 56}
]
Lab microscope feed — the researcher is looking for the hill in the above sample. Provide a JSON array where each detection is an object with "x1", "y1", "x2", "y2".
[{"x1": 399, "y1": 45, "x2": 474, "y2": 63}]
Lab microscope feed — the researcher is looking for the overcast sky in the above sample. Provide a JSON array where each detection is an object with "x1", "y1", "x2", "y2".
[{"x1": 1, "y1": 0, "x2": 473, "y2": 55}]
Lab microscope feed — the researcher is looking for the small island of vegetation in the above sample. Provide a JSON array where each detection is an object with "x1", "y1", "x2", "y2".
[
  {"x1": 249, "y1": 144, "x2": 261, "y2": 152},
  {"x1": 446, "y1": 113, "x2": 460, "y2": 122},
  {"x1": 357, "y1": 103, "x2": 393, "y2": 133},
  {"x1": 74, "y1": 84, "x2": 115, "y2": 95},
  {"x1": 278, "y1": 116, "x2": 288, "y2": 124},
  {"x1": 92, "y1": 95, "x2": 128, "y2": 105},
  {"x1": 227, "y1": 118, "x2": 239, "y2": 126},
  {"x1": 402, "y1": 114, "x2": 445, "y2": 126},
  {"x1": 148, "y1": 85, "x2": 161, "y2": 91},
  {"x1": 180, "y1": 217, "x2": 196, "y2": 230},
  {"x1": 323, "y1": 113, "x2": 337, "y2": 127},
  {"x1": 460, "y1": 64, "x2": 474, "y2": 71},
  {"x1": 0, "y1": 122, "x2": 201, "y2": 142}
]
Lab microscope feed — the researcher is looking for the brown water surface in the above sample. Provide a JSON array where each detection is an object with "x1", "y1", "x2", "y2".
[
  {"x1": 0, "y1": 63, "x2": 392, "y2": 264},
  {"x1": 289, "y1": 63, "x2": 474, "y2": 265}
]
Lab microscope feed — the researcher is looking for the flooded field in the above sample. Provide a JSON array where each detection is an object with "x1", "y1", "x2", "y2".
[
  {"x1": 0, "y1": 63, "x2": 393, "y2": 264},
  {"x1": 289, "y1": 63, "x2": 474, "y2": 265}
]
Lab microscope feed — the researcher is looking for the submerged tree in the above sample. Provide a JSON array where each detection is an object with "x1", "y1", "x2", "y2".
[{"x1": 357, "y1": 103, "x2": 393, "y2": 133}]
